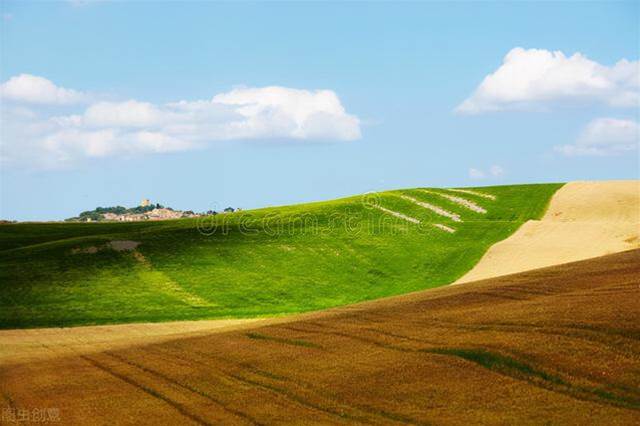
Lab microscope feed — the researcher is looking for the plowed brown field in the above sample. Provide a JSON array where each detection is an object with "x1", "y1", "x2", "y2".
[{"x1": 2, "y1": 250, "x2": 639, "y2": 425}]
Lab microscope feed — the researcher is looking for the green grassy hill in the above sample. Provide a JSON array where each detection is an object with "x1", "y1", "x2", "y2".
[{"x1": 0, "y1": 183, "x2": 562, "y2": 328}]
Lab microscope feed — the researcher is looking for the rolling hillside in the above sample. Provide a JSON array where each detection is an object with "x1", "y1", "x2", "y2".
[
  {"x1": 0, "y1": 184, "x2": 561, "y2": 328},
  {"x1": 457, "y1": 180, "x2": 640, "y2": 282},
  {"x1": 2, "y1": 250, "x2": 638, "y2": 424}
]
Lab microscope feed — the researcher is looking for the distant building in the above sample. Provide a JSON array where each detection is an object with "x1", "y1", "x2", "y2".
[
  {"x1": 102, "y1": 213, "x2": 120, "y2": 221},
  {"x1": 147, "y1": 208, "x2": 184, "y2": 220},
  {"x1": 141, "y1": 198, "x2": 151, "y2": 207},
  {"x1": 224, "y1": 207, "x2": 235, "y2": 213}
]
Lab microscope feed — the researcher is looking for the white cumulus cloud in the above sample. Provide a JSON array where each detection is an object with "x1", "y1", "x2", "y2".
[
  {"x1": 0, "y1": 76, "x2": 361, "y2": 168},
  {"x1": 456, "y1": 48, "x2": 639, "y2": 114},
  {"x1": 82, "y1": 100, "x2": 164, "y2": 128},
  {"x1": 468, "y1": 168, "x2": 486, "y2": 179},
  {"x1": 211, "y1": 86, "x2": 361, "y2": 141},
  {"x1": 469, "y1": 165, "x2": 505, "y2": 180},
  {"x1": 555, "y1": 118, "x2": 639, "y2": 156},
  {"x1": 0, "y1": 74, "x2": 87, "y2": 105}
]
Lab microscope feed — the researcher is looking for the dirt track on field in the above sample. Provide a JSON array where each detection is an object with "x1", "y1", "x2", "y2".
[
  {"x1": 0, "y1": 319, "x2": 265, "y2": 366},
  {"x1": 2, "y1": 250, "x2": 639, "y2": 425},
  {"x1": 456, "y1": 180, "x2": 640, "y2": 283}
]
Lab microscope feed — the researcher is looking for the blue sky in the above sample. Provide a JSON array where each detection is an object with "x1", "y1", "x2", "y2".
[{"x1": 1, "y1": 1, "x2": 638, "y2": 221}]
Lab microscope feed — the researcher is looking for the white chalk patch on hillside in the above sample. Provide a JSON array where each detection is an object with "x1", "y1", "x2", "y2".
[
  {"x1": 447, "y1": 188, "x2": 496, "y2": 200},
  {"x1": 400, "y1": 195, "x2": 462, "y2": 222},
  {"x1": 373, "y1": 205, "x2": 421, "y2": 224},
  {"x1": 422, "y1": 190, "x2": 487, "y2": 214},
  {"x1": 434, "y1": 223, "x2": 456, "y2": 233}
]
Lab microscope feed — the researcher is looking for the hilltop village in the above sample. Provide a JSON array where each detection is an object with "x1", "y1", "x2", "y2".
[{"x1": 66, "y1": 198, "x2": 238, "y2": 222}]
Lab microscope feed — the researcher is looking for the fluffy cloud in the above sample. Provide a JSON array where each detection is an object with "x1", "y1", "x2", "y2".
[
  {"x1": 555, "y1": 118, "x2": 639, "y2": 156},
  {"x1": 468, "y1": 168, "x2": 485, "y2": 179},
  {"x1": 212, "y1": 87, "x2": 361, "y2": 140},
  {"x1": 0, "y1": 77, "x2": 361, "y2": 168},
  {"x1": 456, "y1": 48, "x2": 639, "y2": 114},
  {"x1": 0, "y1": 74, "x2": 87, "y2": 105},
  {"x1": 489, "y1": 165, "x2": 504, "y2": 177},
  {"x1": 82, "y1": 101, "x2": 164, "y2": 128},
  {"x1": 469, "y1": 165, "x2": 505, "y2": 180}
]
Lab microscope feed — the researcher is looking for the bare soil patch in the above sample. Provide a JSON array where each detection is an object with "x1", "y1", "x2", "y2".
[
  {"x1": 456, "y1": 180, "x2": 640, "y2": 283},
  {"x1": 108, "y1": 240, "x2": 140, "y2": 251}
]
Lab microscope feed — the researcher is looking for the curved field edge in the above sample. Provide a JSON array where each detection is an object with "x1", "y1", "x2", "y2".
[
  {"x1": 3, "y1": 250, "x2": 638, "y2": 424},
  {"x1": 0, "y1": 183, "x2": 563, "y2": 328}
]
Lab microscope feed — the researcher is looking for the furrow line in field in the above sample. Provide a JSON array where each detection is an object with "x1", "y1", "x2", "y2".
[
  {"x1": 150, "y1": 345, "x2": 380, "y2": 424},
  {"x1": 420, "y1": 190, "x2": 487, "y2": 213},
  {"x1": 372, "y1": 205, "x2": 421, "y2": 224},
  {"x1": 446, "y1": 188, "x2": 496, "y2": 200},
  {"x1": 434, "y1": 223, "x2": 456, "y2": 233},
  {"x1": 399, "y1": 195, "x2": 462, "y2": 222},
  {"x1": 81, "y1": 355, "x2": 214, "y2": 426},
  {"x1": 103, "y1": 351, "x2": 262, "y2": 425},
  {"x1": 186, "y1": 346, "x2": 425, "y2": 425}
]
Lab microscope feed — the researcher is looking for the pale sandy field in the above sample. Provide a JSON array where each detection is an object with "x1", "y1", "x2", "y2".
[{"x1": 456, "y1": 180, "x2": 640, "y2": 283}]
